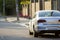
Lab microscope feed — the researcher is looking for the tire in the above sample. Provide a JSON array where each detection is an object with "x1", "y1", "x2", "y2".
[
  {"x1": 55, "y1": 33, "x2": 59, "y2": 37},
  {"x1": 33, "y1": 25, "x2": 38, "y2": 37},
  {"x1": 34, "y1": 32, "x2": 38, "y2": 37},
  {"x1": 29, "y1": 30, "x2": 33, "y2": 35}
]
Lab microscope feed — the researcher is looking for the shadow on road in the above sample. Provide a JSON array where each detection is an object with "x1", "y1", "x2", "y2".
[{"x1": 39, "y1": 35, "x2": 60, "y2": 38}]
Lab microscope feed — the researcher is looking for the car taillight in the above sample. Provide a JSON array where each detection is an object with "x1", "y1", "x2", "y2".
[
  {"x1": 38, "y1": 20, "x2": 46, "y2": 23},
  {"x1": 58, "y1": 20, "x2": 60, "y2": 22}
]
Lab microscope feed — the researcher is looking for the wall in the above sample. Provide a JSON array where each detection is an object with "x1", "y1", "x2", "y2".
[{"x1": 44, "y1": 0, "x2": 51, "y2": 10}]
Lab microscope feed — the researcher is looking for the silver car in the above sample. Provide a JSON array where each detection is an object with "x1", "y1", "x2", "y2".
[{"x1": 28, "y1": 10, "x2": 60, "y2": 37}]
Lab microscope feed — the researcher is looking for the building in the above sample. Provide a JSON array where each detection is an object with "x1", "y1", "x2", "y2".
[{"x1": 22, "y1": 0, "x2": 60, "y2": 18}]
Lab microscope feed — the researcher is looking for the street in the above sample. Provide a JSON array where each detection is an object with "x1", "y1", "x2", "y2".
[{"x1": 0, "y1": 21, "x2": 60, "y2": 40}]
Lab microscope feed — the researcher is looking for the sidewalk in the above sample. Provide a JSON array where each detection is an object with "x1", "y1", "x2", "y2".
[
  {"x1": 0, "y1": 17, "x2": 30, "y2": 27},
  {"x1": 7, "y1": 17, "x2": 30, "y2": 28},
  {"x1": 7, "y1": 17, "x2": 29, "y2": 23},
  {"x1": 0, "y1": 17, "x2": 29, "y2": 21}
]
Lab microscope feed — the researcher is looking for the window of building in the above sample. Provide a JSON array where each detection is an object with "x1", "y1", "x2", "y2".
[
  {"x1": 45, "y1": 0, "x2": 50, "y2": 1},
  {"x1": 31, "y1": 0, "x2": 38, "y2": 3},
  {"x1": 35, "y1": 0, "x2": 38, "y2": 2},
  {"x1": 31, "y1": 0, "x2": 34, "y2": 3},
  {"x1": 52, "y1": 0, "x2": 57, "y2": 10},
  {"x1": 40, "y1": 0, "x2": 43, "y2": 10}
]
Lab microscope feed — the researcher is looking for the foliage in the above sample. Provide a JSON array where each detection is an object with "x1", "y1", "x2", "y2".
[
  {"x1": 0, "y1": 0, "x2": 3, "y2": 12},
  {"x1": 0, "y1": 0, "x2": 22, "y2": 15},
  {"x1": 20, "y1": 0, "x2": 30, "y2": 4},
  {"x1": 5, "y1": 0, "x2": 15, "y2": 9}
]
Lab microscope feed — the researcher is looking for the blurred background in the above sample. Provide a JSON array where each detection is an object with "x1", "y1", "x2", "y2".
[{"x1": 0, "y1": 0, "x2": 60, "y2": 19}]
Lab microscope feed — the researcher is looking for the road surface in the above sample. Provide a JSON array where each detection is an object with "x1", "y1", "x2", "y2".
[{"x1": 0, "y1": 21, "x2": 60, "y2": 40}]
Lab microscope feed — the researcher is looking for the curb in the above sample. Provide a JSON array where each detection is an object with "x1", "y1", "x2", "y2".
[{"x1": 13, "y1": 23, "x2": 29, "y2": 28}]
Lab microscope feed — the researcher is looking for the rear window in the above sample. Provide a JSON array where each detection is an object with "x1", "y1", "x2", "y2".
[
  {"x1": 53, "y1": 12, "x2": 60, "y2": 16},
  {"x1": 39, "y1": 12, "x2": 52, "y2": 17},
  {"x1": 39, "y1": 11, "x2": 60, "y2": 17}
]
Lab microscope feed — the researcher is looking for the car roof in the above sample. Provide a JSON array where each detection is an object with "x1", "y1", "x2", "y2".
[{"x1": 36, "y1": 10, "x2": 60, "y2": 14}]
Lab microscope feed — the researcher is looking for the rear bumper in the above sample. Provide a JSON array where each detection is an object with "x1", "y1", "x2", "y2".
[{"x1": 38, "y1": 30, "x2": 60, "y2": 33}]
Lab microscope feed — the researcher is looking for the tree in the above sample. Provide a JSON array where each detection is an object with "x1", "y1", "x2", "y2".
[
  {"x1": 5, "y1": 0, "x2": 16, "y2": 16},
  {"x1": 20, "y1": 0, "x2": 30, "y2": 5}
]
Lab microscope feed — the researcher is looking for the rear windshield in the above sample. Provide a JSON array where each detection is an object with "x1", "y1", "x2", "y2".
[{"x1": 39, "y1": 11, "x2": 60, "y2": 17}]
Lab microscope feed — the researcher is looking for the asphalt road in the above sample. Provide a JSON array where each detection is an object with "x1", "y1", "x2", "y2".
[{"x1": 0, "y1": 21, "x2": 60, "y2": 40}]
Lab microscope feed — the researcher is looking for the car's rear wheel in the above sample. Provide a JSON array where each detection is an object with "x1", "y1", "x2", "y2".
[
  {"x1": 29, "y1": 30, "x2": 33, "y2": 35},
  {"x1": 33, "y1": 32, "x2": 38, "y2": 37},
  {"x1": 33, "y1": 25, "x2": 38, "y2": 37}
]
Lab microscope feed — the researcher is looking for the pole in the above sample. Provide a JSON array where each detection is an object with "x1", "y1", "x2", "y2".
[
  {"x1": 34, "y1": 0, "x2": 36, "y2": 12},
  {"x1": 15, "y1": 0, "x2": 19, "y2": 21},
  {"x1": 30, "y1": 0, "x2": 32, "y2": 18},
  {"x1": 3, "y1": 0, "x2": 5, "y2": 16},
  {"x1": 3, "y1": 0, "x2": 7, "y2": 21}
]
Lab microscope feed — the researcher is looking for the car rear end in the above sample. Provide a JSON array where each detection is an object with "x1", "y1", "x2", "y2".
[{"x1": 37, "y1": 17, "x2": 60, "y2": 34}]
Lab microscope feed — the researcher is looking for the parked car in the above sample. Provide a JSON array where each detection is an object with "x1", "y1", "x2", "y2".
[{"x1": 28, "y1": 10, "x2": 60, "y2": 37}]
